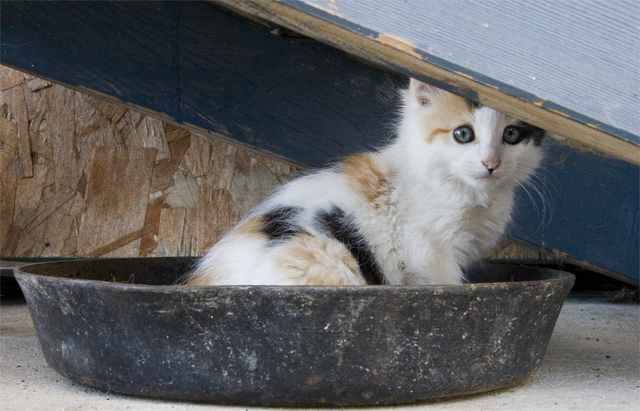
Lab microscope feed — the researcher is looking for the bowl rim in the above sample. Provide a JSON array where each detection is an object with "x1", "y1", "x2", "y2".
[{"x1": 14, "y1": 258, "x2": 576, "y2": 293}]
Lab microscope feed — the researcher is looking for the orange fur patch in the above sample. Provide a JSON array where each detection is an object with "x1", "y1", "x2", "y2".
[
  {"x1": 341, "y1": 153, "x2": 389, "y2": 203},
  {"x1": 426, "y1": 127, "x2": 451, "y2": 143},
  {"x1": 233, "y1": 215, "x2": 265, "y2": 237},
  {"x1": 272, "y1": 234, "x2": 365, "y2": 285},
  {"x1": 185, "y1": 271, "x2": 213, "y2": 286},
  {"x1": 423, "y1": 94, "x2": 474, "y2": 144}
]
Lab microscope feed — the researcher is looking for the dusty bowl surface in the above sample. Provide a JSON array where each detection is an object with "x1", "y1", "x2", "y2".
[{"x1": 15, "y1": 258, "x2": 574, "y2": 406}]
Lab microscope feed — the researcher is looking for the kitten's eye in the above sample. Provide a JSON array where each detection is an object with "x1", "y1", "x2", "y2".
[
  {"x1": 503, "y1": 126, "x2": 523, "y2": 144},
  {"x1": 453, "y1": 126, "x2": 475, "y2": 144}
]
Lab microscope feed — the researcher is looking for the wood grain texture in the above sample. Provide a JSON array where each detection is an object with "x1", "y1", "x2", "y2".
[
  {"x1": 29, "y1": 190, "x2": 75, "y2": 257},
  {"x1": 206, "y1": 140, "x2": 239, "y2": 191},
  {"x1": 181, "y1": 208, "x2": 198, "y2": 256},
  {"x1": 12, "y1": 186, "x2": 75, "y2": 256},
  {"x1": 189, "y1": 133, "x2": 212, "y2": 179},
  {"x1": 197, "y1": 183, "x2": 239, "y2": 254},
  {"x1": 78, "y1": 146, "x2": 156, "y2": 257},
  {"x1": 0, "y1": 118, "x2": 18, "y2": 255},
  {"x1": 85, "y1": 224, "x2": 158, "y2": 258},
  {"x1": 12, "y1": 164, "x2": 47, "y2": 232},
  {"x1": 125, "y1": 116, "x2": 171, "y2": 162},
  {"x1": 48, "y1": 86, "x2": 80, "y2": 192},
  {"x1": 0, "y1": 69, "x2": 29, "y2": 90},
  {"x1": 0, "y1": 66, "x2": 301, "y2": 261},
  {"x1": 156, "y1": 129, "x2": 190, "y2": 180},
  {"x1": 214, "y1": 0, "x2": 639, "y2": 164},
  {"x1": 138, "y1": 197, "x2": 167, "y2": 257},
  {"x1": 11, "y1": 85, "x2": 33, "y2": 177},
  {"x1": 151, "y1": 208, "x2": 188, "y2": 257}
]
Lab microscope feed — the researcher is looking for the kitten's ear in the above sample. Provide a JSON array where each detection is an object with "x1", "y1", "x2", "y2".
[{"x1": 409, "y1": 78, "x2": 445, "y2": 107}]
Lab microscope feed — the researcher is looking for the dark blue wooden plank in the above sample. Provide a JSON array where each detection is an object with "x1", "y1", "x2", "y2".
[
  {"x1": 176, "y1": 4, "x2": 403, "y2": 164},
  {"x1": 0, "y1": 1, "x2": 180, "y2": 118},
  {"x1": 511, "y1": 139, "x2": 639, "y2": 282},
  {"x1": 1, "y1": 1, "x2": 637, "y2": 282},
  {"x1": 0, "y1": 1, "x2": 402, "y2": 167}
]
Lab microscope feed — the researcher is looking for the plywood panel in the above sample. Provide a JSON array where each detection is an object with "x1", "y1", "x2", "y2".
[
  {"x1": 11, "y1": 85, "x2": 33, "y2": 177},
  {"x1": 189, "y1": 132, "x2": 212, "y2": 178},
  {"x1": 197, "y1": 182, "x2": 239, "y2": 254},
  {"x1": 0, "y1": 66, "x2": 301, "y2": 260},
  {"x1": 12, "y1": 164, "x2": 47, "y2": 230},
  {"x1": 78, "y1": 146, "x2": 156, "y2": 257},
  {"x1": 151, "y1": 208, "x2": 187, "y2": 257},
  {"x1": 48, "y1": 86, "x2": 79, "y2": 191},
  {"x1": 0, "y1": 68, "x2": 29, "y2": 90},
  {"x1": 126, "y1": 116, "x2": 171, "y2": 162},
  {"x1": 138, "y1": 197, "x2": 166, "y2": 257},
  {"x1": 0, "y1": 118, "x2": 18, "y2": 254},
  {"x1": 181, "y1": 208, "x2": 198, "y2": 256},
  {"x1": 11, "y1": 186, "x2": 75, "y2": 256}
]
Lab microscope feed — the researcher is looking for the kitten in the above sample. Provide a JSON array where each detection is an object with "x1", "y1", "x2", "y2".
[{"x1": 185, "y1": 78, "x2": 545, "y2": 286}]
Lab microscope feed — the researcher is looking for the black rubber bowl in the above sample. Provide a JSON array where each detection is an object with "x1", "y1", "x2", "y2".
[{"x1": 14, "y1": 258, "x2": 574, "y2": 406}]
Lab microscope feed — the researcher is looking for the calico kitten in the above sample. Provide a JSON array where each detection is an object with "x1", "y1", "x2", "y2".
[{"x1": 185, "y1": 79, "x2": 545, "y2": 286}]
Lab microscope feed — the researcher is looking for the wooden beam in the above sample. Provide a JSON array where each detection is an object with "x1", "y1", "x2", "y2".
[{"x1": 212, "y1": 0, "x2": 639, "y2": 165}]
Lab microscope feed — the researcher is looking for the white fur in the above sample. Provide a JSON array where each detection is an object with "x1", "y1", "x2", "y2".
[{"x1": 187, "y1": 79, "x2": 544, "y2": 286}]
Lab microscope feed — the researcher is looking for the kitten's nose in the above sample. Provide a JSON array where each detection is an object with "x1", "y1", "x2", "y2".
[{"x1": 482, "y1": 159, "x2": 501, "y2": 174}]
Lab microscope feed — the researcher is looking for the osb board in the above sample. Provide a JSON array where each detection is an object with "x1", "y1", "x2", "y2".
[
  {"x1": 0, "y1": 65, "x2": 301, "y2": 258},
  {"x1": 0, "y1": 65, "x2": 549, "y2": 262},
  {"x1": 78, "y1": 146, "x2": 156, "y2": 257}
]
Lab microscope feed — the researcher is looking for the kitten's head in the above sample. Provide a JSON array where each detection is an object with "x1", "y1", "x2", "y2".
[{"x1": 399, "y1": 79, "x2": 544, "y2": 192}]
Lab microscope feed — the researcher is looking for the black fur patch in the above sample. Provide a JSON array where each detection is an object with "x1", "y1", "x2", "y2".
[
  {"x1": 315, "y1": 207, "x2": 385, "y2": 285},
  {"x1": 517, "y1": 121, "x2": 546, "y2": 146},
  {"x1": 466, "y1": 99, "x2": 482, "y2": 110},
  {"x1": 262, "y1": 206, "x2": 304, "y2": 242}
]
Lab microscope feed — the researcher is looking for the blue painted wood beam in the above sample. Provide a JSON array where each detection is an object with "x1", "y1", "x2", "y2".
[
  {"x1": 1, "y1": 1, "x2": 637, "y2": 282},
  {"x1": 0, "y1": 1, "x2": 403, "y2": 166}
]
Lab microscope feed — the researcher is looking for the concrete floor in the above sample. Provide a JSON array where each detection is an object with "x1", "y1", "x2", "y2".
[{"x1": 1, "y1": 295, "x2": 638, "y2": 410}]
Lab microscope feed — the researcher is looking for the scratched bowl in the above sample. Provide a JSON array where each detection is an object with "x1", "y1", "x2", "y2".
[{"x1": 15, "y1": 258, "x2": 573, "y2": 406}]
